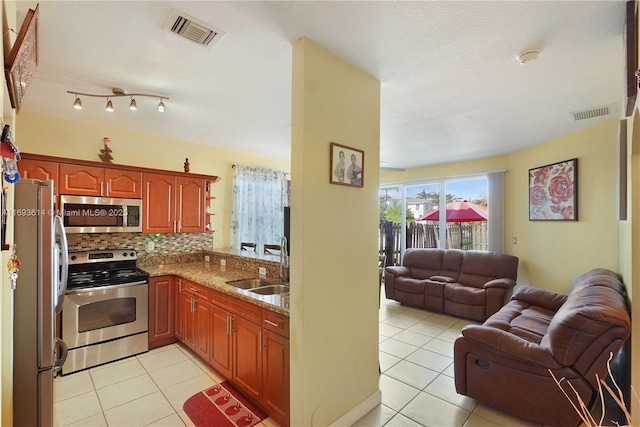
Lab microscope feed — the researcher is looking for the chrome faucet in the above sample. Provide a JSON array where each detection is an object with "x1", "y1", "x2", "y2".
[{"x1": 279, "y1": 236, "x2": 289, "y2": 285}]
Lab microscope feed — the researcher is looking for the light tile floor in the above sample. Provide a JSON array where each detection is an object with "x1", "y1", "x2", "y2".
[
  {"x1": 54, "y1": 295, "x2": 541, "y2": 427},
  {"x1": 353, "y1": 294, "x2": 541, "y2": 427},
  {"x1": 53, "y1": 343, "x2": 282, "y2": 427}
]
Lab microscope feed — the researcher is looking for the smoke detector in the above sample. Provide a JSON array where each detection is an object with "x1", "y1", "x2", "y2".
[
  {"x1": 517, "y1": 50, "x2": 540, "y2": 65},
  {"x1": 165, "y1": 10, "x2": 225, "y2": 49}
]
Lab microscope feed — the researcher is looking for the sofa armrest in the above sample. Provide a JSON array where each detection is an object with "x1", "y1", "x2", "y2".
[
  {"x1": 483, "y1": 278, "x2": 516, "y2": 289},
  {"x1": 461, "y1": 325, "x2": 561, "y2": 369},
  {"x1": 385, "y1": 266, "x2": 411, "y2": 278},
  {"x1": 511, "y1": 286, "x2": 567, "y2": 311}
]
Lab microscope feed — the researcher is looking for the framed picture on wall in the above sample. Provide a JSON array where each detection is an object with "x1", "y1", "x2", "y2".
[
  {"x1": 330, "y1": 142, "x2": 364, "y2": 188},
  {"x1": 4, "y1": 5, "x2": 39, "y2": 113},
  {"x1": 529, "y1": 158, "x2": 578, "y2": 221}
]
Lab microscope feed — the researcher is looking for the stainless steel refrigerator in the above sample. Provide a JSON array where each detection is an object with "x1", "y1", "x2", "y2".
[{"x1": 13, "y1": 179, "x2": 69, "y2": 427}]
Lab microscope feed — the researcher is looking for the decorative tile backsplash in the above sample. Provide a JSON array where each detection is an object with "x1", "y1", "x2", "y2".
[
  {"x1": 66, "y1": 232, "x2": 214, "y2": 257},
  {"x1": 66, "y1": 232, "x2": 280, "y2": 279}
]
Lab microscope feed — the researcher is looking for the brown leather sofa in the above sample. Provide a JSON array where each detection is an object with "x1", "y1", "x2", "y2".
[
  {"x1": 454, "y1": 268, "x2": 631, "y2": 427},
  {"x1": 384, "y1": 249, "x2": 518, "y2": 321}
]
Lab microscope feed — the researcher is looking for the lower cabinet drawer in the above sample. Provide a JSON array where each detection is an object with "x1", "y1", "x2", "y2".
[{"x1": 262, "y1": 309, "x2": 289, "y2": 338}]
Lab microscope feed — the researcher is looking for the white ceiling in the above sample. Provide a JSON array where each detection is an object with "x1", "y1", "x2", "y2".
[{"x1": 15, "y1": 1, "x2": 626, "y2": 170}]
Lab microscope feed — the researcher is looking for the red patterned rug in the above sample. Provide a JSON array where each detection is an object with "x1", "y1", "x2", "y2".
[{"x1": 183, "y1": 381, "x2": 267, "y2": 427}]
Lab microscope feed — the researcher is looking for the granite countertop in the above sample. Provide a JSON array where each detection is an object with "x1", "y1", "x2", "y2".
[{"x1": 140, "y1": 262, "x2": 289, "y2": 316}]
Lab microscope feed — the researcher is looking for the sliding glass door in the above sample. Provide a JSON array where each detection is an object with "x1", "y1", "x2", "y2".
[{"x1": 380, "y1": 174, "x2": 498, "y2": 266}]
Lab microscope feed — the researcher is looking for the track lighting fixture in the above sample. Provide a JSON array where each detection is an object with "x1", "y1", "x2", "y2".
[{"x1": 67, "y1": 88, "x2": 169, "y2": 113}]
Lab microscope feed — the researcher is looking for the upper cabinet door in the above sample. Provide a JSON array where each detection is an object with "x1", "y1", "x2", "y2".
[
  {"x1": 143, "y1": 173, "x2": 176, "y2": 233},
  {"x1": 19, "y1": 159, "x2": 59, "y2": 188},
  {"x1": 177, "y1": 177, "x2": 205, "y2": 233},
  {"x1": 59, "y1": 164, "x2": 103, "y2": 196},
  {"x1": 105, "y1": 169, "x2": 142, "y2": 198}
]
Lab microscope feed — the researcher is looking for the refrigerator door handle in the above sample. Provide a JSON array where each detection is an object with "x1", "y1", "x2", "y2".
[
  {"x1": 52, "y1": 338, "x2": 68, "y2": 373},
  {"x1": 54, "y1": 215, "x2": 69, "y2": 313}
]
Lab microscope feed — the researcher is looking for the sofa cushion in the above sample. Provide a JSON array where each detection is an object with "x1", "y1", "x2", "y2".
[
  {"x1": 439, "y1": 249, "x2": 464, "y2": 280},
  {"x1": 394, "y1": 277, "x2": 429, "y2": 294},
  {"x1": 444, "y1": 282, "x2": 486, "y2": 305},
  {"x1": 402, "y1": 248, "x2": 444, "y2": 279},
  {"x1": 483, "y1": 299, "x2": 555, "y2": 345},
  {"x1": 457, "y1": 250, "x2": 518, "y2": 288}
]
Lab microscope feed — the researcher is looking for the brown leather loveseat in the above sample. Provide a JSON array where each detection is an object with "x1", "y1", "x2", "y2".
[
  {"x1": 454, "y1": 268, "x2": 631, "y2": 427},
  {"x1": 384, "y1": 248, "x2": 519, "y2": 321}
]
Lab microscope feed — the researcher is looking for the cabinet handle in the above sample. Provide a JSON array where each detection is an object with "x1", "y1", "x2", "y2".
[
  {"x1": 106, "y1": 182, "x2": 110, "y2": 195},
  {"x1": 259, "y1": 330, "x2": 263, "y2": 352},
  {"x1": 189, "y1": 287, "x2": 199, "y2": 292},
  {"x1": 191, "y1": 298, "x2": 195, "y2": 313},
  {"x1": 173, "y1": 220, "x2": 176, "y2": 233},
  {"x1": 179, "y1": 185, "x2": 183, "y2": 231},
  {"x1": 179, "y1": 280, "x2": 183, "y2": 292},
  {"x1": 100, "y1": 182, "x2": 104, "y2": 196},
  {"x1": 229, "y1": 316, "x2": 234, "y2": 334},
  {"x1": 226, "y1": 316, "x2": 230, "y2": 335},
  {"x1": 264, "y1": 319, "x2": 280, "y2": 328}
]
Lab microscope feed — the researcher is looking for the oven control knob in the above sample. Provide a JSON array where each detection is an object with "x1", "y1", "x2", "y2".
[
  {"x1": 130, "y1": 252, "x2": 135, "y2": 257},
  {"x1": 70, "y1": 255, "x2": 76, "y2": 261},
  {"x1": 123, "y1": 252, "x2": 127, "y2": 257}
]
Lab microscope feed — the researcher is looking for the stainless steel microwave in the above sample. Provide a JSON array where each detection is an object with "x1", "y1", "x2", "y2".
[{"x1": 60, "y1": 195, "x2": 142, "y2": 233}]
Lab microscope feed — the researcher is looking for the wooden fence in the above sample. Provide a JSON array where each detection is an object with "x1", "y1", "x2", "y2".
[{"x1": 379, "y1": 221, "x2": 488, "y2": 266}]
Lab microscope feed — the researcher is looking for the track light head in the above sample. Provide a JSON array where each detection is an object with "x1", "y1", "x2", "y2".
[
  {"x1": 106, "y1": 98, "x2": 114, "y2": 112},
  {"x1": 129, "y1": 97, "x2": 137, "y2": 111},
  {"x1": 157, "y1": 99, "x2": 165, "y2": 113},
  {"x1": 73, "y1": 95, "x2": 82, "y2": 110}
]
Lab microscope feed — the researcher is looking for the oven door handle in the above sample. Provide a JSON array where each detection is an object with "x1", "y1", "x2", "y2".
[{"x1": 66, "y1": 280, "x2": 148, "y2": 294}]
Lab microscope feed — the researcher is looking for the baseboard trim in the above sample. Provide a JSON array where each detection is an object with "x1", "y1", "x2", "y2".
[{"x1": 329, "y1": 389, "x2": 382, "y2": 427}]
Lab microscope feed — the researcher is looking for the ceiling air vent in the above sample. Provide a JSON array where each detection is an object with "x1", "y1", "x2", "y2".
[
  {"x1": 569, "y1": 104, "x2": 617, "y2": 122},
  {"x1": 165, "y1": 10, "x2": 225, "y2": 49}
]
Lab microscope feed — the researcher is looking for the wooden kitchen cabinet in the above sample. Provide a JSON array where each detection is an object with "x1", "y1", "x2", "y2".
[
  {"x1": 143, "y1": 173, "x2": 176, "y2": 233},
  {"x1": 59, "y1": 164, "x2": 142, "y2": 197},
  {"x1": 104, "y1": 169, "x2": 143, "y2": 198},
  {"x1": 262, "y1": 330, "x2": 290, "y2": 427},
  {"x1": 180, "y1": 280, "x2": 211, "y2": 360},
  {"x1": 210, "y1": 305, "x2": 233, "y2": 379},
  {"x1": 232, "y1": 315, "x2": 263, "y2": 403},
  {"x1": 148, "y1": 276, "x2": 176, "y2": 350},
  {"x1": 19, "y1": 159, "x2": 59, "y2": 184},
  {"x1": 143, "y1": 174, "x2": 205, "y2": 233},
  {"x1": 177, "y1": 176, "x2": 205, "y2": 232}
]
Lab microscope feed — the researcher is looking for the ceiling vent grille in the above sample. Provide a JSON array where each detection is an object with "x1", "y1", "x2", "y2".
[
  {"x1": 165, "y1": 10, "x2": 225, "y2": 49},
  {"x1": 569, "y1": 104, "x2": 617, "y2": 121}
]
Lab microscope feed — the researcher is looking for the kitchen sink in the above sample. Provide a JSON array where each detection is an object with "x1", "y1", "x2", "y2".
[
  {"x1": 247, "y1": 285, "x2": 289, "y2": 295},
  {"x1": 226, "y1": 279, "x2": 274, "y2": 289}
]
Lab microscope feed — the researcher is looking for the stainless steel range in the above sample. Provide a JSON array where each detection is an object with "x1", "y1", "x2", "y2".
[{"x1": 61, "y1": 249, "x2": 149, "y2": 375}]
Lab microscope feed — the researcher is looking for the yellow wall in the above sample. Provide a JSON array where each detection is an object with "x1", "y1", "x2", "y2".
[
  {"x1": 382, "y1": 118, "x2": 620, "y2": 294},
  {"x1": 290, "y1": 37, "x2": 380, "y2": 426},
  {"x1": 506, "y1": 118, "x2": 619, "y2": 292},
  {"x1": 15, "y1": 111, "x2": 290, "y2": 249}
]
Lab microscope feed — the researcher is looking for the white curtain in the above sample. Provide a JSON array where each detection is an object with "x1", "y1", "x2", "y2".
[{"x1": 230, "y1": 165, "x2": 288, "y2": 251}]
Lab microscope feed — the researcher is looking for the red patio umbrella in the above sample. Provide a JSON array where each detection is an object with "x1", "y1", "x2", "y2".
[{"x1": 417, "y1": 199, "x2": 488, "y2": 222}]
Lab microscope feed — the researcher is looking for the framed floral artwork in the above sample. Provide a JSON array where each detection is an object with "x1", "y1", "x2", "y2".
[
  {"x1": 529, "y1": 158, "x2": 577, "y2": 221},
  {"x1": 330, "y1": 142, "x2": 364, "y2": 188}
]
